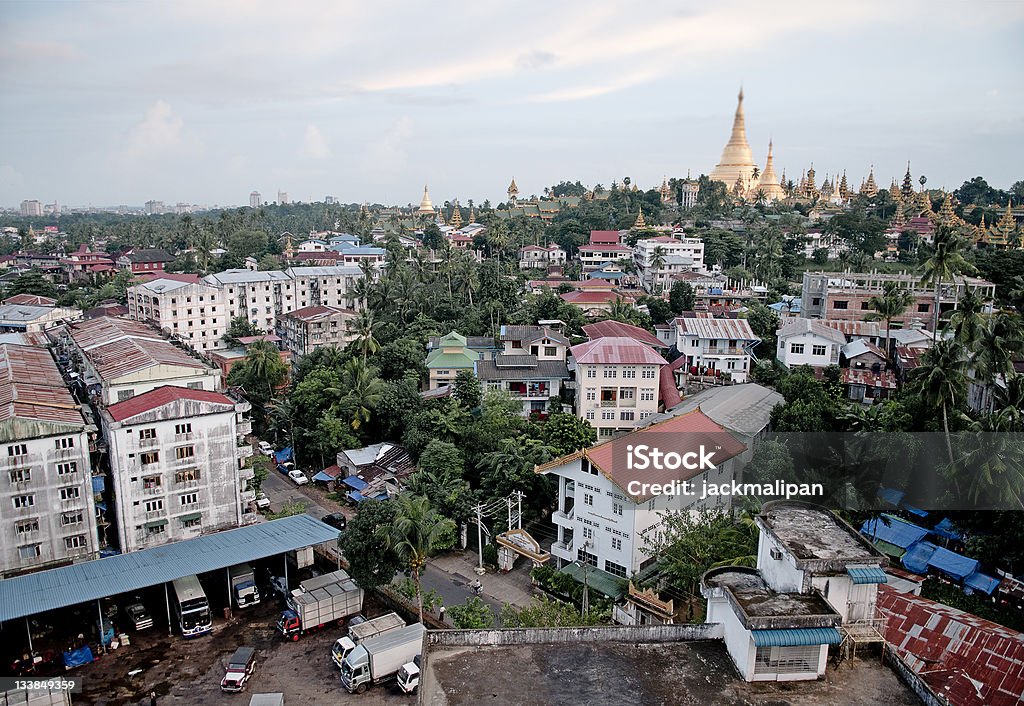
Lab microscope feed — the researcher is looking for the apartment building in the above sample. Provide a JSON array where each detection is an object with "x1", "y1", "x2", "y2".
[
  {"x1": 474, "y1": 325, "x2": 571, "y2": 417},
  {"x1": 570, "y1": 337, "x2": 671, "y2": 439},
  {"x1": 775, "y1": 318, "x2": 846, "y2": 369},
  {"x1": 127, "y1": 278, "x2": 226, "y2": 351},
  {"x1": 425, "y1": 331, "x2": 480, "y2": 390},
  {"x1": 801, "y1": 271, "x2": 997, "y2": 330},
  {"x1": 277, "y1": 305, "x2": 356, "y2": 357},
  {"x1": 54, "y1": 317, "x2": 221, "y2": 405},
  {"x1": 0, "y1": 344, "x2": 99, "y2": 577},
  {"x1": 673, "y1": 317, "x2": 760, "y2": 383},
  {"x1": 519, "y1": 244, "x2": 567, "y2": 270},
  {"x1": 578, "y1": 230, "x2": 632, "y2": 271},
  {"x1": 633, "y1": 235, "x2": 705, "y2": 293},
  {"x1": 102, "y1": 386, "x2": 254, "y2": 553}
]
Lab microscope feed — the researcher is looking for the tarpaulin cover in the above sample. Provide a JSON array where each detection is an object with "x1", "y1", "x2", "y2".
[
  {"x1": 903, "y1": 503, "x2": 929, "y2": 518},
  {"x1": 274, "y1": 447, "x2": 293, "y2": 463},
  {"x1": 342, "y1": 476, "x2": 368, "y2": 490},
  {"x1": 91, "y1": 476, "x2": 105, "y2": 493},
  {"x1": 62, "y1": 645, "x2": 94, "y2": 668},
  {"x1": 964, "y1": 571, "x2": 1000, "y2": 596},
  {"x1": 876, "y1": 487, "x2": 905, "y2": 506},
  {"x1": 861, "y1": 515, "x2": 929, "y2": 550},
  {"x1": 902, "y1": 541, "x2": 938, "y2": 575},
  {"x1": 931, "y1": 517, "x2": 962, "y2": 542}
]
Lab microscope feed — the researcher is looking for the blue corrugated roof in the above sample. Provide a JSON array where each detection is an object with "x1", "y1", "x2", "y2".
[
  {"x1": 861, "y1": 514, "x2": 929, "y2": 550},
  {"x1": 0, "y1": 514, "x2": 339, "y2": 622},
  {"x1": 847, "y1": 566, "x2": 888, "y2": 584},
  {"x1": 751, "y1": 627, "x2": 842, "y2": 647}
]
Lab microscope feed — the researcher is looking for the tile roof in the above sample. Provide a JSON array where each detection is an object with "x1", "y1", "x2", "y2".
[
  {"x1": 3, "y1": 294, "x2": 56, "y2": 306},
  {"x1": 106, "y1": 384, "x2": 235, "y2": 422},
  {"x1": 66, "y1": 317, "x2": 209, "y2": 381},
  {"x1": 778, "y1": 318, "x2": 847, "y2": 346},
  {"x1": 588, "y1": 230, "x2": 621, "y2": 245},
  {"x1": 583, "y1": 320, "x2": 665, "y2": 348},
  {"x1": 878, "y1": 585, "x2": 1024, "y2": 706},
  {"x1": 674, "y1": 317, "x2": 759, "y2": 342},
  {"x1": 842, "y1": 369, "x2": 897, "y2": 389},
  {"x1": 560, "y1": 291, "x2": 624, "y2": 305},
  {"x1": 0, "y1": 344, "x2": 85, "y2": 427},
  {"x1": 571, "y1": 337, "x2": 668, "y2": 366},
  {"x1": 498, "y1": 324, "x2": 569, "y2": 346}
]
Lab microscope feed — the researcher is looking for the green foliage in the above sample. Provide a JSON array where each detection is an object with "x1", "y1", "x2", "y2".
[
  {"x1": 669, "y1": 280, "x2": 696, "y2": 314},
  {"x1": 380, "y1": 494, "x2": 456, "y2": 621},
  {"x1": 246, "y1": 453, "x2": 272, "y2": 494},
  {"x1": 482, "y1": 544, "x2": 498, "y2": 567},
  {"x1": 499, "y1": 595, "x2": 605, "y2": 628},
  {"x1": 223, "y1": 316, "x2": 264, "y2": 347},
  {"x1": 227, "y1": 339, "x2": 288, "y2": 406},
  {"x1": 742, "y1": 301, "x2": 780, "y2": 356},
  {"x1": 540, "y1": 413, "x2": 596, "y2": 456},
  {"x1": 267, "y1": 500, "x2": 307, "y2": 520},
  {"x1": 453, "y1": 370, "x2": 482, "y2": 409},
  {"x1": 339, "y1": 500, "x2": 403, "y2": 590},
  {"x1": 5, "y1": 271, "x2": 57, "y2": 298},
  {"x1": 447, "y1": 597, "x2": 494, "y2": 629},
  {"x1": 921, "y1": 578, "x2": 1024, "y2": 633}
]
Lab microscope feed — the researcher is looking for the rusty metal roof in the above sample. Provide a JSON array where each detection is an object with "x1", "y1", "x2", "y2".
[
  {"x1": 583, "y1": 320, "x2": 665, "y2": 348},
  {"x1": 570, "y1": 337, "x2": 668, "y2": 365},
  {"x1": 0, "y1": 343, "x2": 85, "y2": 427},
  {"x1": 674, "y1": 317, "x2": 759, "y2": 342},
  {"x1": 67, "y1": 317, "x2": 208, "y2": 381}
]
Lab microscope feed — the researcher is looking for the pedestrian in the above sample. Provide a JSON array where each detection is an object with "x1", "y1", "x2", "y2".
[
  {"x1": 438, "y1": 605, "x2": 446, "y2": 623},
  {"x1": 149, "y1": 691, "x2": 157, "y2": 706}
]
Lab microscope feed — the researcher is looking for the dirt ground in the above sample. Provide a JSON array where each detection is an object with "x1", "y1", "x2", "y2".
[{"x1": 73, "y1": 596, "x2": 412, "y2": 706}]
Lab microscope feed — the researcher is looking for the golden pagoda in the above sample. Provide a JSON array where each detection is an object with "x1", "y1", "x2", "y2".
[
  {"x1": 468, "y1": 206, "x2": 477, "y2": 223},
  {"x1": 888, "y1": 179, "x2": 901, "y2": 202},
  {"x1": 974, "y1": 214, "x2": 987, "y2": 244},
  {"x1": 507, "y1": 178, "x2": 519, "y2": 206},
  {"x1": 838, "y1": 171, "x2": 849, "y2": 201},
  {"x1": 892, "y1": 201, "x2": 907, "y2": 230},
  {"x1": 862, "y1": 167, "x2": 878, "y2": 198},
  {"x1": 659, "y1": 177, "x2": 671, "y2": 203},
  {"x1": 755, "y1": 140, "x2": 786, "y2": 202},
  {"x1": 989, "y1": 201, "x2": 1017, "y2": 248},
  {"x1": 634, "y1": 206, "x2": 646, "y2": 228},
  {"x1": 917, "y1": 189, "x2": 933, "y2": 216},
  {"x1": 449, "y1": 201, "x2": 463, "y2": 229},
  {"x1": 938, "y1": 192, "x2": 957, "y2": 226},
  {"x1": 804, "y1": 164, "x2": 818, "y2": 199},
  {"x1": 417, "y1": 184, "x2": 435, "y2": 216},
  {"x1": 710, "y1": 88, "x2": 757, "y2": 192},
  {"x1": 900, "y1": 163, "x2": 915, "y2": 200}
]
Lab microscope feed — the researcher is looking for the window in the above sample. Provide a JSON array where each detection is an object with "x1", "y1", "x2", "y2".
[
  {"x1": 586, "y1": 367, "x2": 596, "y2": 378},
  {"x1": 59, "y1": 486, "x2": 80, "y2": 501},
  {"x1": 15, "y1": 518, "x2": 39, "y2": 535},
  {"x1": 812, "y1": 345, "x2": 827, "y2": 356},
  {"x1": 582, "y1": 526, "x2": 594, "y2": 541},
  {"x1": 175, "y1": 468, "x2": 201, "y2": 483},
  {"x1": 622, "y1": 367, "x2": 636, "y2": 379},
  {"x1": 620, "y1": 411, "x2": 634, "y2": 421},
  {"x1": 604, "y1": 560, "x2": 627, "y2": 578},
  {"x1": 181, "y1": 516, "x2": 201, "y2": 529},
  {"x1": 611, "y1": 537, "x2": 622, "y2": 552},
  {"x1": 179, "y1": 492, "x2": 198, "y2": 506},
  {"x1": 586, "y1": 391, "x2": 596, "y2": 401},
  {"x1": 55, "y1": 437, "x2": 75, "y2": 449},
  {"x1": 57, "y1": 462, "x2": 77, "y2": 476},
  {"x1": 145, "y1": 499, "x2": 164, "y2": 513},
  {"x1": 186, "y1": 382, "x2": 203, "y2": 390},
  {"x1": 544, "y1": 346, "x2": 556, "y2": 357},
  {"x1": 139, "y1": 428, "x2": 156, "y2": 440},
  {"x1": 9, "y1": 468, "x2": 31, "y2": 483},
  {"x1": 64, "y1": 535, "x2": 87, "y2": 550},
  {"x1": 147, "y1": 524, "x2": 166, "y2": 536},
  {"x1": 613, "y1": 502, "x2": 623, "y2": 516},
  {"x1": 117, "y1": 390, "x2": 133, "y2": 402},
  {"x1": 861, "y1": 301, "x2": 871, "y2": 310},
  {"x1": 175, "y1": 446, "x2": 195, "y2": 460},
  {"x1": 790, "y1": 343, "x2": 805, "y2": 354},
  {"x1": 18, "y1": 544, "x2": 41, "y2": 560},
  {"x1": 13, "y1": 495, "x2": 34, "y2": 509},
  {"x1": 640, "y1": 390, "x2": 655, "y2": 401},
  {"x1": 585, "y1": 411, "x2": 595, "y2": 420},
  {"x1": 602, "y1": 410, "x2": 615, "y2": 420},
  {"x1": 917, "y1": 303, "x2": 930, "y2": 313},
  {"x1": 8, "y1": 443, "x2": 27, "y2": 456},
  {"x1": 641, "y1": 368, "x2": 656, "y2": 379},
  {"x1": 812, "y1": 297, "x2": 821, "y2": 306},
  {"x1": 647, "y1": 499, "x2": 656, "y2": 511},
  {"x1": 141, "y1": 451, "x2": 159, "y2": 465},
  {"x1": 583, "y1": 493, "x2": 594, "y2": 506},
  {"x1": 61, "y1": 511, "x2": 83, "y2": 526},
  {"x1": 833, "y1": 300, "x2": 848, "y2": 310},
  {"x1": 142, "y1": 476, "x2": 162, "y2": 491},
  {"x1": 577, "y1": 549, "x2": 598, "y2": 566},
  {"x1": 603, "y1": 368, "x2": 617, "y2": 379}
]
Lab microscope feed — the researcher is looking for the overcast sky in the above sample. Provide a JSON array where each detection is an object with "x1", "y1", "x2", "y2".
[{"x1": 1, "y1": 0, "x2": 1021, "y2": 209}]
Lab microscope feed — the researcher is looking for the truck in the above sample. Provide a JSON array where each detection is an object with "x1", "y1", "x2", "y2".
[
  {"x1": 396, "y1": 655, "x2": 421, "y2": 695},
  {"x1": 172, "y1": 574, "x2": 212, "y2": 638},
  {"x1": 220, "y1": 646, "x2": 257, "y2": 692},
  {"x1": 340, "y1": 623, "x2": 426, "y2": 694},
  {"x1": 275, "y1": 570, "x2": 363, "y2": 641},
  {"x1": 331, "y1": 612, "x2": 405, "y2": 668},
  {"x1": 230, "y1": 563, "x2": 261, "y2": 609}
]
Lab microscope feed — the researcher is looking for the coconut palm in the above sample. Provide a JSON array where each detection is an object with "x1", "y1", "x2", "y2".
[
  {"x1": 351, "y1": 310, "x2": 380, "y2": 363},
  {"x1": 379, "y1": 494, "x2": 454, "y2": 622},
  {"x1": 917, "y1": 338, "x2": 969, "y2": 463},
  {"x1": 342, "y1": 358, "x2": 384, "y2": 431},
  {"x1": 948, "y1": 287, "x2": 989, "y2": 347},
  {"x1": 921, "y1": 225, "x2": 973, "y2": 333},
  {"x1": 866, "y1": 281, "x2": 913, "y2": 359}
]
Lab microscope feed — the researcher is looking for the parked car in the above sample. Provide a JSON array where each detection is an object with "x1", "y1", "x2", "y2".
[
  {"x1": 321, "y1": 513, "x2": 347, "y2": 531},
  {"x1": 258, "y1": 441, "x2": 274, "y2": 456},
  {"x1": 125, "y1": 602, "x2": 153, "y2": 631},
  {"x1": 220, "y1": 646, "x2": 257, "y2": 692},
  {"x1": 255, "y1": 492, "x2": 271, "y2": 510},
  {"x1": 277, "y1": 462, "x2": 293, "y2": 475},
  {"x1": 287, "y1": 469, "x2": 309, "y2": 486}
]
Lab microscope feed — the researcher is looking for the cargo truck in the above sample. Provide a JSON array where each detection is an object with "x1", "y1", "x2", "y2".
[
  {"x1": 396, "y1": 655, "x2": 421, "y2": 695},
  {"x1": 230, "y1": 563, "x2": 261, "y2": 609},
  {"x1": 275, "y1": 570, "x2": 363, "y2": 641},
  {"x1": 331, "y1": 612, "x2": 405, "y2": 668},
  {"x1": 340, "y1": 623, "x2": 425, "y2": 694}
]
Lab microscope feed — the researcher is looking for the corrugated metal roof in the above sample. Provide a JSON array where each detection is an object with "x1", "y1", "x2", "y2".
[
  {"x1": 675, "y1": 317, "x2": 759, "y2": 342},
  {"x1": 0, "y1": 343, "x2": 85, "y2": 427},
  {"x1": 0, "y1": 514, "x2": 340, "y2": 622},
  {"x1": 475, "y1": 358, "x2": 569, "y2": 382},
  {"x1": 751, "y1": 627, "x2": 841, "y2": 647},
  {"x1": 583, "y1": 321, "x2": 665, "y2": 348},
  {"x1": 106, "y1": 385, "x2": 236, "y2": 422},
  {"x1": 847, "y1": 566, "x2": 888, "y2": 584},
  {"x1": 570, "y1": 337, "x2": 668, "y2": 365}
]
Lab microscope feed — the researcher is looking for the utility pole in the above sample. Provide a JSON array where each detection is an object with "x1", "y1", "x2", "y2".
[{"x1": 476, "y1": 503, "x2": 484, "y2": 570}]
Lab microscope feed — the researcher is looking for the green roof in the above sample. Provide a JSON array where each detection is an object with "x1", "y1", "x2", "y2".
[
  {"x1": 179, "y1": 512, "x2": 202, "y2": 523},
  {"x1": 872, "y1": 539, "x2": 906, "y2": 558},
  {"x1": 439, "y1": 331, "x2": 467, "y2": 346},
  {"x1": 560, "y1": 562, "x2": 627, "y2": 599},
  {"x1": 425, "y1": 351, "x2": 477, "y2": 370},
  {"x1": 144, "y1": 519, "x2": 168, "y2": 529}
]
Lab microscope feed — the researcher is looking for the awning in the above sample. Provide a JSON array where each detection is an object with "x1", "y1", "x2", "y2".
[
  {"x1": 179, "y1": 512, "x2": 201, "y2": 523},
  {"x1": 751, "y1": 627, "x2": 842, "y2": 648},
  {"x1": 143, "y1": 519, "x2": 168, "y2": 529},
  {"x1": 313, "y1": 472, "x2": 334, "y2": 482},
  {"x1": 558, "y1": 561, "x2": 627, "y2": 600},
  {"x1": 343, "y1": 476, "x2": 368, "y2": 490},
  {"x1": 847, "y1": 566, "x2": 888, "y2": 584}
]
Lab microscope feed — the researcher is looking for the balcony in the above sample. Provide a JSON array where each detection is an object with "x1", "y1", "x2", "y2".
[
  {"x1": 703, "y1": 347, "x2": 746, "y2": 356},
  {"x1": 239, "y1": 465, "x2": 255, "y2": 480},
  {"x1": 564, "y1": 481, "x2": 575, "y2": 497},
  {"x1": 240, "y1": 489, "x2": 256, "y2": 503},
  {"x1": 138, "y1": 436, "x2": 159, "y2": 449},
  {"x1": 552, "y1": 508, "x2": 575, "y2": 527},
  {"x1": 142, "y1": 484, "x2": 164, "y2": 496},
  {"x1": 236, "y1": 419, "x2": 252, "y2": 436},
  {"x1": 237, "y1": 443, "x2": 254, "y2": 460},
  {"x1": 174, "y1": 432, "x2": 195, "y2": 442}
]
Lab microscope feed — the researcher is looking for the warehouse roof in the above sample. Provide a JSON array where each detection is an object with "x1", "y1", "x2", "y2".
[{"x1": 0, "y1": 514, "x2": 340, "y2": 622}]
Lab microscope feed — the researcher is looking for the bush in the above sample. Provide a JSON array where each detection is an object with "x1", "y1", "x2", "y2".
[
  {"x1": 448, "y1": 596, "x2": 494, "y2": 629},
  {"x1": 431, "y1": 520, "x2": 458, "y2": 553},
  {"x1": 482, "y1": 543, "x2": 498, "y2": 567}
]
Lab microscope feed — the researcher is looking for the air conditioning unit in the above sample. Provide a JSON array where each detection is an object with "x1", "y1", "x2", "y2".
[{"x1": 769, "y1": 548, "x2": 783, "y2": 561}]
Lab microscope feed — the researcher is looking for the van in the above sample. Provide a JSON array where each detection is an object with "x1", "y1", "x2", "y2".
[{"x1": 220, "y1": 646, "x2": 257, "y2": 692}]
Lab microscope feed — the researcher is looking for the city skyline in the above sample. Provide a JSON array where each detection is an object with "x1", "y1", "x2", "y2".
[{"x1": 1, "y1": 0, "x2": 1022, "y2": 208}]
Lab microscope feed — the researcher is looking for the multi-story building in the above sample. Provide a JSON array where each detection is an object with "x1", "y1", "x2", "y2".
[
  {"x1": 250, "y1": 191, "x2": 261, "y2": 209},
  {"x1": 518, "y1": 245, "x2": 567, "y2": 271},
  {"x1": 102, "y1": 385, "x2": 254, "y2": 553},
  {"x1": 571, "y1": 337, "x2": 672, "y2": 439},
  {"x1": 0, "y1": 344, "x2": 99, "y2": 577},
  {"x1": 55, "y1": 317, "x2": 221, "y2": 405},
  {"x1": 60, "y1": 244, "x2": 116, "y2": 282},
  {"x1": 578, "y1": 230, "x2": 633, "y2": 271},
  {"x1": 19, "y1": 200, "x2": 43, "y2": 217},
  {"x1": 536, "y1": 409, "x2": 747, "y2": 577},
  {"x1": 116, "y1": 248, "x2": 174, "y2": 274},
  {"x1": 0, "y1": 303, "x2": 81, "y2": 333},
  {"x1": 801, "y1": 271, "x2": 996, "y2": 330},
  {"x1": 425, "y1": 331, "x2": 480, "y2": 390},
  {"x1": 127, "y1": 278, "x2": 226, "y2": 351},
  {"x1": 633, "y1": 235, "x2": 705, "y2": 293},
  {"x1": 673, "y1": 317, "x2": 760, "y2": 382},
  {"x1": 277, "y1": 305, "x2": 356, "y2": 357},
  {"x1": 775, "y1": 318, "x2": 846, "y2": 369},
  {"x1": 474, "y1": 325, "x2": 570, "y2": 417}
]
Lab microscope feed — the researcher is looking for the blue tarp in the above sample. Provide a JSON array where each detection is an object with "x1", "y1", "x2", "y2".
[
  {"x1": 91, "y1": 476, "x2": 105, "y2": 493},
  {"x1": 861, "y1": 515, "x2": 929, "y2": 550},
  {"x1": 903, "y1": 503, "x2": 929, "y2": 518},
  {"x1": 964, "y1": 571, "x2": 1000, "y2": 596},
  {"x1": 927, "y1": 545, "x2": 979, "y2": 581},
  {"x1": 342, "y1": 476, "x2": 368, "y2": 490},
  {"x1": 347, "y1": 490, "x2": 386, "y2": 503},
  {"x1": 62, "y1": 646, "x2": 94, "y2": 669},
  {"x1": 312, "y1": 471, "x2": 334, "y2": 482},
  {"x1": 274, "y1": 447, "x2": 293, "y2": 463},
  {"x1": 902, "y1": 541, "x2": 938, "y2": 574},
  {"x1": 876, "y1": 487, "x2": 905, "y2": 507},
  {"x1": 751, "y1": 628, "x2": 842, "y2": 647},
  {"x1": 931, "y1": 518, "x2": 962, "y2": 542}
]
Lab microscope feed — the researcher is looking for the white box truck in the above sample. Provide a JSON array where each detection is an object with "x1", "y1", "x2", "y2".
[
  {"x1": 275, "y1": 570, "x2": 363, "y2": 641},
  {"x1": 331, "y1": 612, "x2": 406, "y2": 668},
  {"x1": 230, "y1": 563, "x2": 261, "y2": 609},
  {"x1": 340, "y1": 623, "x2": 425, "y2": 694}
]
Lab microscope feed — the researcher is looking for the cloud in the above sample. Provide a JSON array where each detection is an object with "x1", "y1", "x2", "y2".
[
  {"x1": 123, "y1": 100, "x2": 185, "y2": 157},
  {"x1": 525, "y1": 69, "x2": 661, "y2": 103},
  {"x1": 300, "y1": 124, "x2": 331, "y2": 159},
  {"x1": 360, "y1": 116, "x2": 413, "y2": 175}
]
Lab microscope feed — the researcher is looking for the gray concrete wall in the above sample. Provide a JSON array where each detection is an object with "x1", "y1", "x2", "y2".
[{"x1": 425, "y1": 623, "x2": 722, "y2": 648}]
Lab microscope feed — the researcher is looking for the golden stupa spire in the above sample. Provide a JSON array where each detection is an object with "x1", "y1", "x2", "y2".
[
  {"x1": 449, "y1": 200, "x2": 463, "y2": 229},
  {"x1": 901, "y1": 162, "x2": 915, "y2": 199},
  {"x1": 633, "y1": 206, "x2": 646, "y2": 228},
  {"x1": 889, "y1": 179, "x2": 901, "y2": 202},
  {"x1": 863, "y1": 166, "x2": 878, "y2": 197},
  {"x1": 756, "y1": 139, "x2": 785, "y2": 202},
  {"x1": 839, "y1": 171, "x2": 849, "y2": 200},
  {"x1": 990, "y1": 200, "x2": 1016, "y2": 247},
  {"x1": 468, "y1": 205, "x2": 477, "y2": 223},
  {"x1": 710, "y1": 86, "x2": 756, "y2": 190},
  {"x1": 417, "y1": 184, "x2": 434, "y2": 215}
]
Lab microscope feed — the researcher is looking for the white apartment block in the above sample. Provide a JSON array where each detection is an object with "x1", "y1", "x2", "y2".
[
  {"x1": 518, "y1": 245, "x2": 567, "y2": 270},
  {"x1": 0, "y1": 344, "x2": 99, "y2": 577},
  {"x1": 537, "y1": 410, "x2": 747, "y2": 577},
  {"x1": 570, "y1": 337, "x2": 668, "y2": 439},
  {"x1": 127, "y1": 279, "x2": 226, "y2": 351},
  {"x1": 634, "y1": 236, "x2": 705, "y2": 293},
  {"x1": 673, "y1": 317, "x2": 760, "y2": 383},
  {"x1": 102, "y1": 386, "x2": 255, "y2": 553},
  {"x1": 775, "y1": 318, "x2": 846, "y2": 369}
]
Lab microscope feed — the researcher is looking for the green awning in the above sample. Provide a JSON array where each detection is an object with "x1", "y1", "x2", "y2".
[
  {"x1": 752, "y1": 627, "x2": 841, "y2": 647},
  {"x1": 179, "y1": 512, "x2": 202, "y2": 523},
  {"x1": 143, "y1": 519, "x2": 168, "y2": 529},
  {"x1": 847, "y1": 566, "x2": 888, "y2": 584},
  {"x1": 559, "y1": 562, "x2": 627, "y2": 600}
]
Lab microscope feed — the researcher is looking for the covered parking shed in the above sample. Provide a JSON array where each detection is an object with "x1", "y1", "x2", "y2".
[{"x1": 0, "y1": 514, "x2": 341, "y2": 652}]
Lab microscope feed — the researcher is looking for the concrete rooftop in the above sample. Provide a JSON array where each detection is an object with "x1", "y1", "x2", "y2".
[
  {"x1": 704, "y1": 568, "x2": 840, "y2": 626},
  {"x1": 758, "y1": 501, "x2": 887, "y2": 567}
]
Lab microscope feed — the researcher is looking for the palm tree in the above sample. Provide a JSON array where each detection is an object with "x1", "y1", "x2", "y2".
[
  {"x1": 380, "y1": 494, "x2": 453, "y2": 622},
  {"x1": 866, "y1": 281, "x2": 913, "y2": 360},
  {"x1": 948, "y1": 287, "x2": 989, "y2": 347},
  {"x1": 917, "y1": 338, "x2": 969, "y2": 463},
  {"x1": 243, "y1": 339, "x2": 288, "y2": 402},
  {"x1": 351, "y1": 310, "x2": 380, "y2": 363},
  {"x1": 972, "y1": 311, "x2": 1024, "y2": 411},
  {"x1": 342, "y1": 358, "x2": 384, "y2": 431},
  {"x1": 921, "y1": 225, "x2": 973, "y2": 333}
]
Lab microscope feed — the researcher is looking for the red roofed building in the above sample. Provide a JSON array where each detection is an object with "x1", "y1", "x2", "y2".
[
  {"x1": 101, "y1": 385, "x2": 256, "y2": 552},
  {"x1": 536, "y1": 409, "x2": 746, "y2": 577},
  {"x1": 571, "y1": 336, "x2": 672, "y2": 439},
  {"x1": 878, "y1": 585, "x2": 1024, "y2": 706},
  {"x1": 2, "y1": 293, "x2": 57, "y2": 307},
  {"x1": 582, "y1": 320, "x2": 667, "y2": 349},
  {"x1": 560, "y1": 290, "x2": 631, "y2": 317},
  {"x1": 60, "y1": 244, "x2": 116, "y2": 282},
  {"x1": 277, "y1": 305, "x2": 356, "y2": 357}
]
